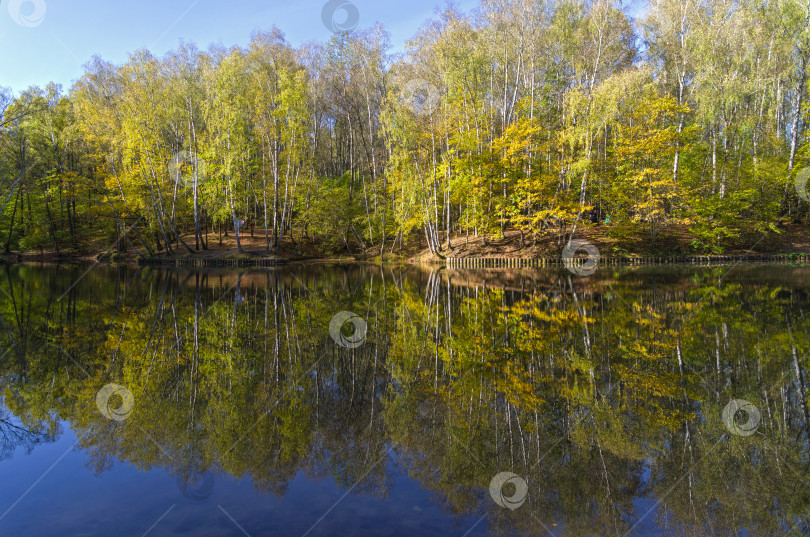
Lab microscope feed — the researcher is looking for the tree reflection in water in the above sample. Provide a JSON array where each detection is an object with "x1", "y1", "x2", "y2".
[{"x1": 0, "y1": 263, "x2": 808, "y2": 536}]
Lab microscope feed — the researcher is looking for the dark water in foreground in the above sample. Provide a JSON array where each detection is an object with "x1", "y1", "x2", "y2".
[{"x1": 0, "y1": 263, "x2": 808, "y2": 537}]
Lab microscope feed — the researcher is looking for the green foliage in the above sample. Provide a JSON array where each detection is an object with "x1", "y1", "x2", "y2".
[{"x1": 0, "y1": 0, "x2": 808, "y2": 256}]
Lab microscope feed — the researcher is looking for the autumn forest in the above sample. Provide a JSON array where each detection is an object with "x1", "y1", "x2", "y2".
[{"x1": 1, "y1": 0, "x2": 809, "y2": 260}]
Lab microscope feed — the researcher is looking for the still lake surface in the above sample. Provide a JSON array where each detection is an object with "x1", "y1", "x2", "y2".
[{"x1": 0, "y1": 263, "x2": 808, "y2": 536}]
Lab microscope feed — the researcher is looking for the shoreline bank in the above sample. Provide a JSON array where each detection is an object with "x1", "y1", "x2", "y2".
[{"x1": 4, "y1": 251, "x2": 810, "y2": 269}]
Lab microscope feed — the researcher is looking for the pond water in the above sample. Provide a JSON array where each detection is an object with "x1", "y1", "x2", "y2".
[{"x1": 0, "y1": 263, "x2": 808, "y2": 536}]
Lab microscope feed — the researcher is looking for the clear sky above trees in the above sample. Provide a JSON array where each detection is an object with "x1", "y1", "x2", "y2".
[{"x1": 0, "y1": 0, "x2": 489, "y2": 93}]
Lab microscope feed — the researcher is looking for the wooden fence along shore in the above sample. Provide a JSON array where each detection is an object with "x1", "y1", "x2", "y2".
[{"x1": 446, "y1": 254, "x2": 810, "y2": 269}]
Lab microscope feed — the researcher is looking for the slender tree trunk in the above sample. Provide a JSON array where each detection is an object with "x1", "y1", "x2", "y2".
[{"x1": 4, "y1": 188, "x2": 21, "y2": 252}]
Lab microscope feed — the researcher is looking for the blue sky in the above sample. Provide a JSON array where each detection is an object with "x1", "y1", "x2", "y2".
[{"x1": 0, "y1": 0, "x2": 646, "y2": 95}]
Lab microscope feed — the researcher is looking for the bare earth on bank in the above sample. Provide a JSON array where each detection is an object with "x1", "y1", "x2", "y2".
[{"x1": 2, "y1": 223, "x2": 809, "y2": 265}]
